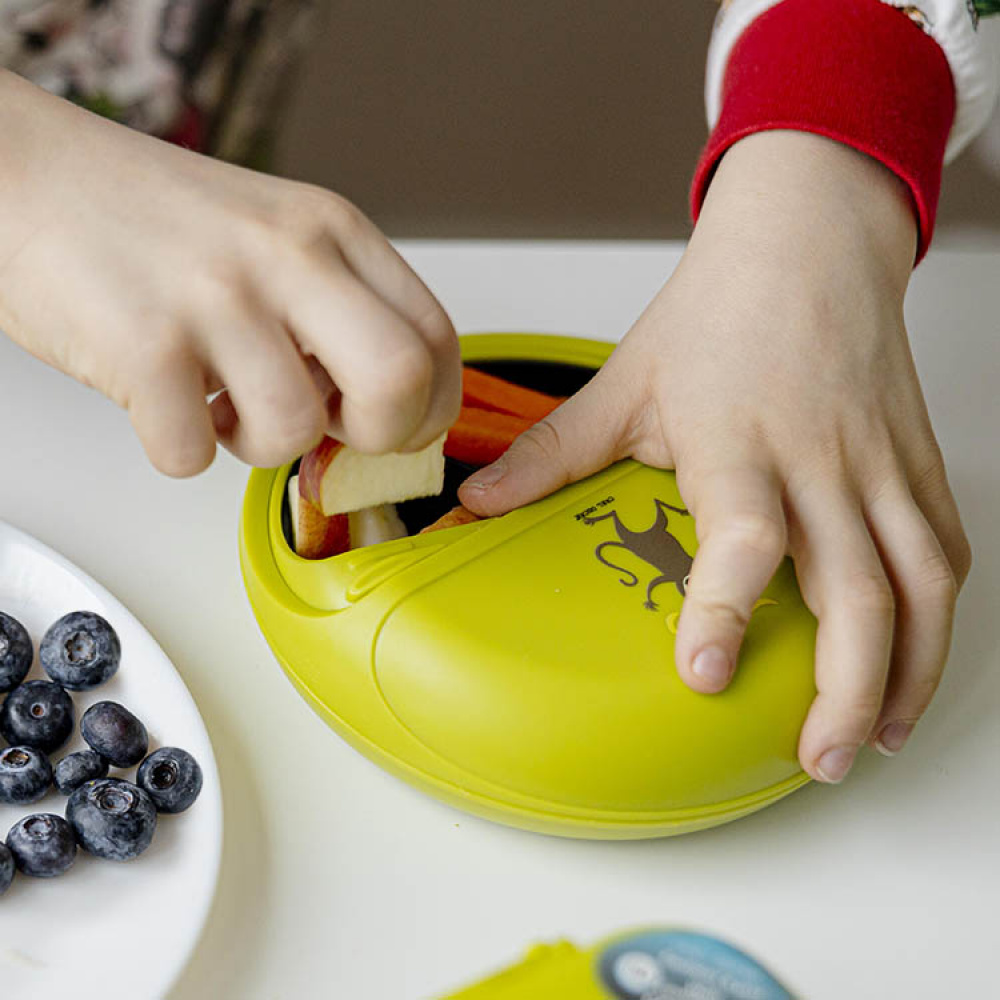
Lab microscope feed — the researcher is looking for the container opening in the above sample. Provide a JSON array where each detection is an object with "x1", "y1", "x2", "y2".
[
  {"x1": 466, "y1": 358, "x2": 597, "y2": 397},
  {"x1": 280, "y1": 359, "x2": 598, "y2": 552}
]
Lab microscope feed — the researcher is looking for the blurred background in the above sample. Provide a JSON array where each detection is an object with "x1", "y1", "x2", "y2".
[{"x1": 274, "y1": 0, "x2": 1000, "y2": 246}]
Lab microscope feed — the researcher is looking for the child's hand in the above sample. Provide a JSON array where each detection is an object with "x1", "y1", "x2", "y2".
[
  {"x1": 0, "y1": 71, "x2": 460, "y2": 474},
  {"x1": 459, "y1": 130, "x2": 971, "y2": 784}
]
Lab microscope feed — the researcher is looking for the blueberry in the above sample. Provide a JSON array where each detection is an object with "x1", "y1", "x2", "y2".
[
  {"x1": 53, "y1": 749, "x2": 109, "y2": 795},
  {"x1": 80, "y1": 701, "x2": 148, "y2": 767},
  {"x1": 0, "y1": 680, "x2": 74, "y2": 753},
  {"x1": 66, "y1": 778, "x2": 157, "y2": 861},
  {"x1": 0, "y1": 611, "x2": 32, "y2": 693},
  {"x1": 0, "y1": 745, "x2": 53, "y2": 805},
  {"x1": 137, "y1": 747, "x2": 203, "y2": 814},
  {"x1": 0, "y1": 842, "x2": 13, "y2": 895},
  {"x1": 6, "y1": 813, "x2": 77, "y2": 877},
  {"x1": 39, "y1": 611, "x2": 120, "y2": 691}
]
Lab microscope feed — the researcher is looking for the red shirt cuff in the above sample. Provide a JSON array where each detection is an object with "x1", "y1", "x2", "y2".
[{"x1": 691, "y1": 0, "x2": 956, "y2": 263}]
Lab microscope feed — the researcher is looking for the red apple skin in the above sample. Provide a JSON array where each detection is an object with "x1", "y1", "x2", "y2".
[
  {"x1": 299, "y1": 436, "x2": 343, "y2": 506},
  {"x1": 296, "y1": 487, "x2": 351, "y2": 559}
]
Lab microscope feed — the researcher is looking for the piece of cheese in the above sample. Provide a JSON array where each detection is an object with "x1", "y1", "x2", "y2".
[{"x1": 348, "y1": 504, "x2": 408, "y2": 548}]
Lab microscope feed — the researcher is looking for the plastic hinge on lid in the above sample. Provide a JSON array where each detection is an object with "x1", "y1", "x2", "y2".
[
  {"x1": 344, "y1": 514, "x2": 492, "y2": 602},
  {"x1": 345, "y1": 544, "x2": 443, "y2": 602}
]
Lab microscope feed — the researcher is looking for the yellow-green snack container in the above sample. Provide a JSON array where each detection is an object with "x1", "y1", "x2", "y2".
[
  {"x1": 239, "y1": 334, "x2": 817, "y2": 839},
  {"x1": 438, "y1": 926, "x2": 799, "y2": 999}
]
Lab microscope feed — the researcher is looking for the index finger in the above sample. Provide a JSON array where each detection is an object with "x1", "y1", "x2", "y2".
[
  {"x1": 323, "y1": 198, "x2": 462, "y2": 450},
  {"x1": 277, "y1": 259, "x2": 438, "y2": 454},
  {"x1": 674, "y1": 461, "x2": 788, "y2": 692}
]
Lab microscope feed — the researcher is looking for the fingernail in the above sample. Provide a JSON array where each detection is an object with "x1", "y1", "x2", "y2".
[
  {"x1": 463, "y1": 459, "x2": 506, "y2": 491},
  {"x1": 691, "y1": 647, "x2": 730, "y2": 687},
  {"x1": 816, "y1": 746, "x2": 857, "y2": 784},
  {"x1": 875, "y1": 721, "x2": 914, "y2": 757}
]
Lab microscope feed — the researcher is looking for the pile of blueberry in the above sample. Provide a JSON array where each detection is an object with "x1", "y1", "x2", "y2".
[{"x1": 0, "y1": 610, "x2": 201, "y2": 895}]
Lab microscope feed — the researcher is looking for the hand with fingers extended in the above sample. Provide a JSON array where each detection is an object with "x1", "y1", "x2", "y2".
[
  {"x1": 0, "y1": 70, "x2": 461, "y2": 475},
  {"x1": 459, "y1": 130, "x2": 971, "y2": 785}
]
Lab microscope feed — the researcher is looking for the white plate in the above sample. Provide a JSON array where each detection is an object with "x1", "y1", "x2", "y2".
[{"x1": 0, "y1": 520, "x2": 222, "y2": 1000}]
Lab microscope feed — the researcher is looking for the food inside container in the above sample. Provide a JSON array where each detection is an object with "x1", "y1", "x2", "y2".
[{"x1": 280, "y1": 359, "x2": 596, "y2": 557}]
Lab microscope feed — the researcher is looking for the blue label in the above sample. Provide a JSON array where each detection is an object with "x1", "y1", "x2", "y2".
[{"x1": 596, "y1": 929, "x2": 794, "y2": 1000}]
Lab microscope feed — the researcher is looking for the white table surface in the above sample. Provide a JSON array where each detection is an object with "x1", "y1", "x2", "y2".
[{"x1": 1, "y1": 241, "x2": 997, "y2": 1000}]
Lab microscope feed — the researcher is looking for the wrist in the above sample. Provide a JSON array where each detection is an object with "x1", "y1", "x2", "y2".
[
  {"x1": 0, "y1": 72, "x2": 68, "y2": 259},
  {"x1": 692, "y1": 130, "x2": 918, "y2": 295},
  {"x1": 0, "y1": 70, "x2": 50, "y2": 186},
  {"x1": 692, "y1": 0, "x2": 955, "y2": 264},
  {"x1": 0, "y1": 71, "x2": 130, "y2": 288}
]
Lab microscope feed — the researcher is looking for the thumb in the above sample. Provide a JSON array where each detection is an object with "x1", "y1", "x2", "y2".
[{"x1": 457, "y1": 368, "x2": 633, "y2": 516}]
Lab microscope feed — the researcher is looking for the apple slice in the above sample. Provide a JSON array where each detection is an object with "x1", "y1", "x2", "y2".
[
  {"x1": 288, "y1": 474, "x2": 351, "y2": 559},
  {"x1": 299, "y1": 433, "x2": 447, "y2": 516},
  {"x1": 348, "y1": 504, "x2": 408, "y2": 548}
]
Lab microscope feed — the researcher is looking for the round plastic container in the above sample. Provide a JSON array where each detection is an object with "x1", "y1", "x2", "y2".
[{"x1": 239, "y1": 334, "x2": 817, "y2": 839}]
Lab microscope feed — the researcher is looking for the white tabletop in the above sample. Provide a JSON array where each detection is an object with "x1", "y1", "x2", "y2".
[{"x1": 1, "y1": 242, "x2": 997, "y2": 1000}]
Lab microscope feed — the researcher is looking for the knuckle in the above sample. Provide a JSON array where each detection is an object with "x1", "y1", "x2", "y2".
[
  {"x1": 518, "y1": 417, "x2": 565, "y2": 464},
  {"x1": 415, "y1": 303, "x2": 457, "y2": 351},
  {"x1": 954, "y1": 532, "x2": 973, "y2": 588},
  {"x1": 189, "y1": 268, "x2": 247, "y2": 317},
  {"x1": 261, "y1": 401, "x2": 327, "y2": 459},
  {"x1": 861, "y1": 465, "x2": 902, "y2": 508},
  {"x1": 504, "y1": 417, "x2": 573, "y2": 488},
  {"x1": 376, "y1": 343, "x2": 434, "y2": 402},
  {"x1": 687, "y1": 595, "x2": 750, "y2": 633},
  {"x1": 323, "y1": 192, "x2": 366, "y2": 238},
  {"x1": 789, "y1": 434, "x2": 846, "y2": 486},
  {"x1": 831, "y1": 682, "x2": 886, "y2": 727},
  {"x1": 910, "y1": 550, "x2": 958, "y2": 607},
  {"x1": 840, "y1": 571, "x2": 896, "y2": 617},
  {"x1": 841, "y1": 693, "x2": 885, "y2": 730},
  {"x1": 229, "y1": 209, "x2": 281, "y2": 259},
  {"x1": 290, "y1": 187, "x2": 362, "y2": 242},
  {"x1": 910, "y1": 451, "x2": 949, "y2": 501},
  {"x1": 717, "y1": 511, "x2": 786, "y2": 559},
  {"x1": 440, "y1": 368, "x2": 463, "y2": 428},
  {"x1": 265, "y1": 187, "x2": 357, "y2": 256},
  {"x1": 130, "y1": 326, "x2": 191, "y2": 377}
]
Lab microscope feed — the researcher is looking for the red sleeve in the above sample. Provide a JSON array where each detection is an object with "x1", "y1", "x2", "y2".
[{"x1": 691, "y1": 0, "x2": 956, "y2": 263}]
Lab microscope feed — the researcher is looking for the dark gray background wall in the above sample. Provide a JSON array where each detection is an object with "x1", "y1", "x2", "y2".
[{"x1": 274, "y1": 1, "x2": 1000, "y2": 242}]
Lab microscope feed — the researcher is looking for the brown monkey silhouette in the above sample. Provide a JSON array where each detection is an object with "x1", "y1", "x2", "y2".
[{"x1": 582, "y1": 499, "x2": 693, "y2": 611}]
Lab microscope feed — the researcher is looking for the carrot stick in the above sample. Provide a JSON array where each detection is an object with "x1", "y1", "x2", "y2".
[
  {"x1": 419, "y1": 505, "x2": 484, "y2": 534},
  {"x1": 462, "y1": 367, "x2": 565, "y2": 422},
  {"x1": 444, "y1": 406, "x2": 533, "y2": 465}
]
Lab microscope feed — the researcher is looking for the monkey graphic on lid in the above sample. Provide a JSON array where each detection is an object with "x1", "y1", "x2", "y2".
[
  {"x1": 582, "y1": 497, "x2": 780, "y2": 631},
  {"x1": 581, "y1": 499, "x2": 694, "y2": 612}
]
